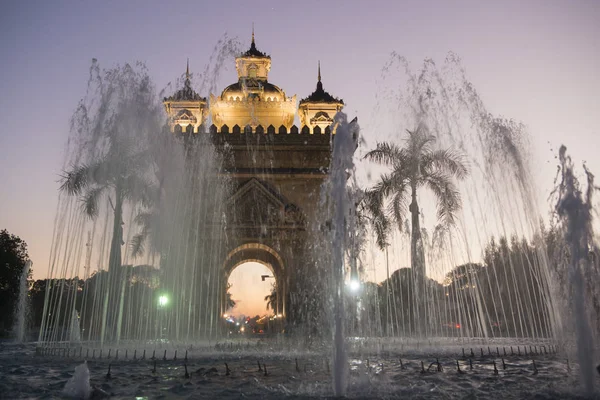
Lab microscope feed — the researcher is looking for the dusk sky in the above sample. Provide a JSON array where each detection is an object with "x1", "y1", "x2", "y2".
[{"x1": 1, "y1": 0, "x2": 599, "y2": 311}]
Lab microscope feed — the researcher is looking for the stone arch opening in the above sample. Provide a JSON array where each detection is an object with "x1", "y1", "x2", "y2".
[
  {"x1": 226, "y1": 261, "x2": 279, "y2": 319},
  {"x1": 221, "y1": 243, "x2": 287, "y2": 328}
]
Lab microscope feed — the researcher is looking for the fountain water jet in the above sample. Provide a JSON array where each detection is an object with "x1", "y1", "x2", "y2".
[
  {"x1": 13, "y1": 260, "x2": 31, "y2": 342},
  {"x1": 554, "y1": 145, "x2": 598, "y2": 395},
  {"x1": 32, "y1": 37, "x2": 600, "y2": 397},
  {"x1": 324, "y1": 113, "x2": 359, "y2": 396},
  {"x1": 62, "y1": 362, "x2": 91, "y2": 399},
  {"x1": 364, "y1": 52, "x2": 562, "y2": 341}
]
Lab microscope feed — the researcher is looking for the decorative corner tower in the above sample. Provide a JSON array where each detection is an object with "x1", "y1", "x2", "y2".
[
  {"x1": 209, "y1": 30, "x2": 296, "y2": 130},
  {"x1": 298, "y1": 61, "x2": 344, "y2": 133},
  {"x1": 163, "y1": 60, "x2": 208, "y2": 133}
]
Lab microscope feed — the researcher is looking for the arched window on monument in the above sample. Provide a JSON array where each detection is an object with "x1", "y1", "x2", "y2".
[{"x1": 248, "y1": 64, "x2": 257, "y2": 79}]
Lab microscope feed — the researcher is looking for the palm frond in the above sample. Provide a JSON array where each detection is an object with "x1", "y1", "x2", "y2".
[
  {"x1": 406, "y1": 125, "x2": 436, "y2": 156},
  {"x1": 422, "y1": 149, "x2": 468, "y2": 180},
  {"x1": 364, "y1": 157, "x2": 412, "y2": 248},
  {"x1": 84, "y1": 155, "x2": 113, "y2": 187},
  {"x1": 133, "y1": 211, "x2": 154, "y2": 227},
  {"x1": 425, "y1": 172, "x2": 462, "y2": 227},
  {"x1": 121, "y1": 175, "x2": 158, "y2": 208},
  {"x1": 388, "y1": 189, "x2": 410, "y2": 232},
  {"x1": 60, "y1": 156, "x2": 112, "y2": 196},
  {"x1": 130, "y1": 232, "x2": 147, "y2": 259},
  {"x1": 432, "y1": 223, "x2": 452, "y2": 249},
  {"x1": 363, "y1": 142, "x2": 406, "y2": 167},
  {"x1": 81, "y1": 186, "x2": 108, "y2": 218},
  {"x1": 60, "y1": 164, "x2": 91, "y2": 195},
  {"x1": 372, "y1": 213, "x2": 390, "y2": 250},
  {"x1": 363, "y1": 189, "x2": 391, "y2": 249},
  {"x1": 371, "y1": 171, "x2": 410, "y2": 200}
]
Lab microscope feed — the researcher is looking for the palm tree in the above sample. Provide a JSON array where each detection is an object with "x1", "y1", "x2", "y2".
[
  {"x1": 60, "y1": 135, "x2": 154, "y2": 273},
  {"x1": 264, "y1": 284, "x2": 277, "y2": 313},
  {"x1": 364, "y1": 124, "x2": 468, "y2": 333},
  {"x1": 225, "y1": 283, "x2": 236, "y2": 310},
  {"x1": 60, "y1": 134, "x2": 154, "y2": 343}
]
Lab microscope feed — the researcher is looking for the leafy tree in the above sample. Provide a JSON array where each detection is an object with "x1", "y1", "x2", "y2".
[
  {"x1": 437, "y1": 235, "x2": 555, "y2": 338},
  {"x1": 225, "y1": 283, "x2": 236, "y2": 310},
  {"x1": 60, "y1": 62, "x2": 161, "y2": 273},
  {"x1": 30, "y1": 279, "x2": 49, "y2": 327},
  {"x1": 364, "y1": 124, "x2": 468, "y2": 332},
  {"x1": 58, "y1": 62, "x2": 162, "y2": 342},
  {"x1": 264, "y1": 284, "x2": 277, "y2": 312},
  {"x1": 60, "y1": 135, "x2": 154, "y2": 273},
  {"x1": 442, "y1": 263, "x2": 487, "y2": 336},
  {"x1": 480, "y1": 235, "x2": 557, "y2": 337},
  {"x1": 375, "y1": 268, "x2": 445, "y2": 336},
  {"x1": 364, "y1": 124, "x2": 468, "y2": 257},
  {"x1": 0, "y1": 229, "x2": 30, "y2": 334},
  {"x1": 443, "y1": 263, "x2": 483, "y2": 289}
]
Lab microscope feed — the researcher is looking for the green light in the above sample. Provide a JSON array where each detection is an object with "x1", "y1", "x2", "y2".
[{"x1": 158, "y1": 295, "x2": 169, "y2": 307}]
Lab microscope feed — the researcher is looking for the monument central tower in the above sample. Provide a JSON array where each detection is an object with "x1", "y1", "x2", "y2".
[{"x1": 163, "y1": 31, "x2": 346, "y2": 329}]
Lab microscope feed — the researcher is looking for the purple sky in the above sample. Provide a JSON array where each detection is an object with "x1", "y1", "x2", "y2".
[{"x1": 1, "y1": 0, "x2": 599, "y2": 285}]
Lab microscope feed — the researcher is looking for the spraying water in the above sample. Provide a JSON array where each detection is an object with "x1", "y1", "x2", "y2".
[
  {"x1": 13, "y1": 260, "x2": 31, "y2": 342},
  {"x1": 35, "y1": 37, "x2": 600, "y2": 396},
  {"x1": 324, "y1": 113, "x2": 359, "y2": 396},
  {"x1": 69, "y1": 308, "x2": 81, "y2": 343},
  {"x1": 554, "y1": 145, "x2": 598, "y2": 395},
  {"x1": 62, "y1": 362, "x2": 91, "y2": 400},
  {"x1": 363, "y1": 52, "x2": 560, "y2": 340}
]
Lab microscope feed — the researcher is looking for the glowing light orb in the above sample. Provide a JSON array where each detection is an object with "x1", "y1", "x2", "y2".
[
  {"x1": 158, "y1": 295, "x2": 169, "y2": 307},
  {"x1": 348, "y1": 280, "x2": 361, "y2": 292}
]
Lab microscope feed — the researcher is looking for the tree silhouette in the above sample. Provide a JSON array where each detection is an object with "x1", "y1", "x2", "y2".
[
  {"x1": 264, "y1": 284, "x2": 277, "y2": 313},
  {"x1": 225, "y1": 283, "x2": 236, "y2": 310},
  {"x1": 60, "y1": 134, "x2": 154, "y2": 272},
  {"x1": 58, "y1": 62, "x2": 162, "y2": 343},
  {"x1": 0, "y1": 229, "x2": 30, "y2": 335},
  {"x1": 364, "y1": 124, "x2": 468, "y2": 333}
]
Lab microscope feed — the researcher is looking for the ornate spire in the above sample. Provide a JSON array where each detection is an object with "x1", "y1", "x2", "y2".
[
  {"x1": 316, "y1": 61, "x2": 323, "y2": 92},
  {"x1": 318, "y1": 60, "x2": 321, "y2": 83},
  {"x1": 242, "y1": 25, "x2": 269, "y2": 58},
  {"x1": 183, "y1": 59, "x2": 192, "y2": 90},
  {"x1": 163, "y1": 60, "x2": 204, "y2": 102},
  {"x1": 299, "y1": 62, "x2": 344, "y2": 105}
]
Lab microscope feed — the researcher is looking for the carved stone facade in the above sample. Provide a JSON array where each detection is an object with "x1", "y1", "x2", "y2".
[
  {"x1": 215, "y1": 125, "x2": 332, "y2": 322},
  {"x1": 209, "y1": 35, "x2": 297, "y2": 130},
  {"x1": 163, "y1": 61, "x2": 208, "y2": 134},
  {"x1": 163, "y1": 31, "x2": 344, "y2": 326}
]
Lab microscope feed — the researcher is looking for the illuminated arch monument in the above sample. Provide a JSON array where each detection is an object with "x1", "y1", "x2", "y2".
[{"x1": 163, "y1": 32, "x2": 345, "y2": 330}]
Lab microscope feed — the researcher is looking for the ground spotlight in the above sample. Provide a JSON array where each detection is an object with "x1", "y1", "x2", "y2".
[
  {"x1": 158, "y1": 295, "x2": 169, "y2": 307},
  {"x1": 348, "y1": 279, "x2": 361, "y2": 292}
]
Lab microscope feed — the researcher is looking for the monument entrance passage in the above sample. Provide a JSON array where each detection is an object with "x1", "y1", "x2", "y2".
[{"x1": 163, "y1": 32, "x2": 344, "y2": 330}]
